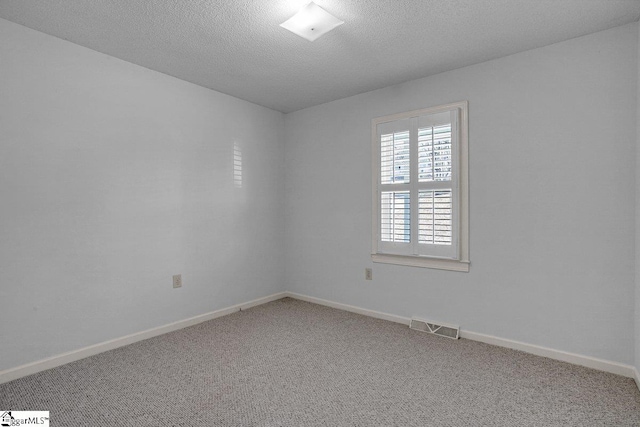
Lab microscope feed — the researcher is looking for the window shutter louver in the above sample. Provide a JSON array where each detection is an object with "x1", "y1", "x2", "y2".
[
  {"x1": 419, "y1": 190, "x2": 452, "y2": 245},
  {"x1": 381, "y1": 131, "x2": 410, "y2": 184},
  {"x1": 419, "y1": 125, "x2": 452, "y2": 182},
  {"x1": 381, "y1": 191, "x2": 411, "y2": 243}
]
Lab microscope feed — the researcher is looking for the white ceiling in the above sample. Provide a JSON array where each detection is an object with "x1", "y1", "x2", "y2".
[{"x1": 1, "y1": 0, "x2": 639, "y2": 113}]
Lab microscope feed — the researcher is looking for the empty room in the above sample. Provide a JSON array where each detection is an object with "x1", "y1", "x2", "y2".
[{"x1": 2, "y1": 0, "x2": 640, "y2": 425}]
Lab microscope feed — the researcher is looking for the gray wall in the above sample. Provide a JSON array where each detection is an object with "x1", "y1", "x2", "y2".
[
  {"x1": 2, "y1": 17, "x2": 639, "y2": 373},
  {"x1": 0, "y1": 18, "x2": 285, "y2": 371},
  {"x1": 636, "y1": 22, "x2": 640, "y2": 376},
  {"x1": 284, "y1": 23, "x2": 638, "y2": 365}
]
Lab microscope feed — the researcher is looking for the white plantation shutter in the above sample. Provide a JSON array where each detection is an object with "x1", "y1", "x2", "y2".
[
  {"x1": 419, "y1": 190, "x2": 452, "y2": 245},
  {"x1": 381, "y1": 191, "x2": 410, "y2": 243},
  {"x1": 381, "y1": 131, "x2": 410, "y2": 184},
  {"x1": 377, "y1": 119, "x2": 411, "y2": 255},
  {"x1": 373, "y1": 103, "x2": 467, "y2": 265},
  {"x1": 418, "y1": 125, "x2": 452, "y2": 182}
]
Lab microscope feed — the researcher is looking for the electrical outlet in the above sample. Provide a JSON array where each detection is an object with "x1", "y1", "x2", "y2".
[
  {"x1": 365, "y1": 268, "x2": 372, "y2": 280},
  {"x1": 173, "y1": 274, "x2": 182, "y2": 288}
]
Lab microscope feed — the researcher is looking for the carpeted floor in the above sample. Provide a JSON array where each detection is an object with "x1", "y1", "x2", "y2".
[{"x1": 1, "y1": 297, "x2": 639, "y2": 426}]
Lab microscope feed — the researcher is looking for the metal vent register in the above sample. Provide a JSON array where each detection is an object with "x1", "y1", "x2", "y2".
[{"x1": 410, "y1": 317, "x2": 459, "y2": 340}]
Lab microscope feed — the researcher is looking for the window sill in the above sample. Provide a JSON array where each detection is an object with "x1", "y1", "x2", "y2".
[{"x1": 371, "y1": 253, "x2": 470, "y2": 272}]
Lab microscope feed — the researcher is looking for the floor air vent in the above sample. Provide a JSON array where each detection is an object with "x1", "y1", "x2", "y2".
[{"x1": 410, "y1": 317, "x2": 459, "y2": 340}]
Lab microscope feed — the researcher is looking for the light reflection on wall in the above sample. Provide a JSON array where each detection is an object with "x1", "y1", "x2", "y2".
[{"x1": 234, "y1": 141, "x2": 242, "y2": 188}]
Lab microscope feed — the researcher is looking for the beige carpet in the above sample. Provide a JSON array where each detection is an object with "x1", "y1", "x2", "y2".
[{"x1": 1, "y1": 297, "x2": 639, "y2": 426}]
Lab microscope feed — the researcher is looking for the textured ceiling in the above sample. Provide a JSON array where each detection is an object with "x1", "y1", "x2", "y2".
[{"x1": 1, "y1": 0, "x2": 639, "y2": 113}]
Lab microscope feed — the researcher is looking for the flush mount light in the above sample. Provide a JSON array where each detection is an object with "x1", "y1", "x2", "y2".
[{"x1": 280, "y1": 2, "x2": 344, "y2": 42}]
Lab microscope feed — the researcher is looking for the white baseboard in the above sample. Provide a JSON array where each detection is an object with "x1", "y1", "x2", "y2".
[
  {"x1": 3, "y1": 290, "x2": 637, "y2": 390},
  {"x1": 285, "y1": 292, "x2": 411, "y2": 326},
  {"x1": 459, "y1": 330, "x2": 635, "y2": 378},
  {"x1": 284, "y1": 292, "x2": 637, "y2": 380},
  {"x1": 0, "y1": 292, "x2": 287, "y2": 385}
]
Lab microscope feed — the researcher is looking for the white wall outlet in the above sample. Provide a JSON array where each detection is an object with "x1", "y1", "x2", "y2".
[
  {"x1": 365, "y1": 268, "x2": 372, "y2": 280},
  {"x1": 173, "y1": 274, "x2": 182, "y2": 288}
]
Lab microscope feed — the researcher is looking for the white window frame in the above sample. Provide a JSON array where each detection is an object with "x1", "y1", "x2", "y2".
[{"x1": 371, "y1": 101, "x2": 469, "y2": 272}]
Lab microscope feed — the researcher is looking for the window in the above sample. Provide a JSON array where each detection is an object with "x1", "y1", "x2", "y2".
[{"x1": 371, "y1": 101, "x2": 469, "y2": 272}]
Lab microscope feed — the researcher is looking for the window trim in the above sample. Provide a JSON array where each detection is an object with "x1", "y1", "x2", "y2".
[{"x1": 371, "y1": 101, "x2": 469, "y2": 272}]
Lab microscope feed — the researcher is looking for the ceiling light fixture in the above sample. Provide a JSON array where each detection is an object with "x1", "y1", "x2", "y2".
[{"x1": 280, "y1": 2, "x2": 344, "y2": 42}]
